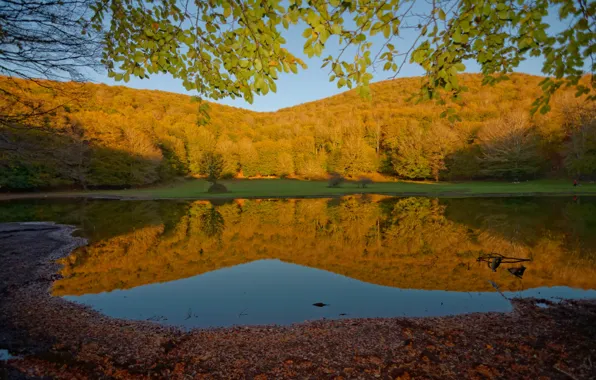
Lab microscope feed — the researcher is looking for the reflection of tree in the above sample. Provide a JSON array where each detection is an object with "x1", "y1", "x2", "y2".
[
  {"x1": 200, "y1": 207, "x2": 225, "y2": 240},
  {"x1": 444, "y1": 197, "x2": 596, "y2": 260},
  {"x1": 563, "y1": 201, "x2": 596, "y2": 259},
  {"x1": 443, "y1": 198, "x2": 554, "y2": 248}
]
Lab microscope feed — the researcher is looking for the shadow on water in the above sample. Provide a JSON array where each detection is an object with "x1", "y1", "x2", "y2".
[
  {"x1": 2, "y1": 195, "x2": 595, "y2": 327},
  {"x1": 0, "y1": 198, "x2": 189, "y2": 242}
]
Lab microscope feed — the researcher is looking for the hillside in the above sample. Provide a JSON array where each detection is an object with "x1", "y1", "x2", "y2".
[{"x1": 1, "y1": 74, "x2": 595, "y2": 189}]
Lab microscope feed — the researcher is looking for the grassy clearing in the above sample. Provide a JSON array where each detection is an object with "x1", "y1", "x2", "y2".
[{"x1": 2, "y1": 179, "x2": 596, "y2": 200}]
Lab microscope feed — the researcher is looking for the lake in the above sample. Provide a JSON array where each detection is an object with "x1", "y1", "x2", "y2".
[{"x1": 2, "y1": 196, "x2": 595, "y2": 328}]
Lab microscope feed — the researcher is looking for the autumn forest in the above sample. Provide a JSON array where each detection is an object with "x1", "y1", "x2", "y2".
[{"x1": 1, "y1": 74, "x2": 595, "y2": 190}]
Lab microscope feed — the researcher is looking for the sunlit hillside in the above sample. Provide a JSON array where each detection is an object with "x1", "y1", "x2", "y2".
[
  {"x1": 1, "y1": 74, "x2": 594, "y2": 189},
  {"x1": 52, "y1": 197, "x2": 596, "y2": 296}
]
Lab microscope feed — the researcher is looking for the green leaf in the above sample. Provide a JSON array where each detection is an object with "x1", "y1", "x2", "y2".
[
  {"x1": 358, "y1": 85, "x2": 371, "y2": 99},
  {"x1": 461, "y1": 21, "x2": 470, "y2": 33},
  {"x1": 452, "y1": 30, "x2": 461, "y2": 44},
  {"x1": 383, "y1": 25, "x2": 390, "y2": 38},
  {"x1": 483, "y1": 4, "x2": 491, "y2": 16},
  {"x1": 534, "y1": 29, "x2": 547, "y2": 42}
]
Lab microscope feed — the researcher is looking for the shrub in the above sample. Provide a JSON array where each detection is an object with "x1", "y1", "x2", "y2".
[
  {"x1": 328, "y1": 172, "x2": 345, "y2": 188},
  {"x1": 356, "y1": 176, "x2": 373, "y2": 188},
  {"x1": 207, "y1": 183, "x2": 228, "y2": 193}
]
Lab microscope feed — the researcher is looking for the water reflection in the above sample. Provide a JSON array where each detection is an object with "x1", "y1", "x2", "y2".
[
  {"x1": 65, "y1": 259, "x2": 516, "y2": 328},
  {"x1": 2, "y1": 196, "x2": 595, "y2": 327},
  {"x1": 50, "y1": 196, "x2": 596, "y2": 296}
]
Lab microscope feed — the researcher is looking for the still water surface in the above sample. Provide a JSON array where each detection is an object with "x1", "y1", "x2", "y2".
[{"x1": 2, "y1": 196, "x2": 595, "y2": 328}]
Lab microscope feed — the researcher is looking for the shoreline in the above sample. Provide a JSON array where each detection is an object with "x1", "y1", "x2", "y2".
[
  {"x1": 0, "y1": 190, "x2": 595, "y2": 202},
  {"x1": 1, "y1": 222, "x2": 595, "y2": 378},
  {"x1": 2, "y1": 179, "x2": 596, "y2": 202}
]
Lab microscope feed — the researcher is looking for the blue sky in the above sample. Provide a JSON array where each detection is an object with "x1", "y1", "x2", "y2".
[{"x1": 92, "y1": 6, "x2": 567, "y2": 112}]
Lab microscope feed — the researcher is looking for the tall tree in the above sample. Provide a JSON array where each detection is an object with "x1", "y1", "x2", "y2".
[
  {"x1": 390, "y1": 123, "x2": 432, "y2": 179},
  {"x1": 337, "y1": 133, "x2": 377, "y2": 177},
  {"x1": 478, "y1": 112, "x2": 543, "y2": 179},
  {"x1": 200, "y1": 151, "x2": 225, "y2": 184},
  {"x1": 561, "y1": 98, "x2": 596, "y2": 179}
]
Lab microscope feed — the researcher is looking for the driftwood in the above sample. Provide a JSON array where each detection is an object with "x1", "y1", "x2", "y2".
[
  {"x1": 507, "y1": 266, "x2": 527, "y2": 279},
  {"x1": 477, "y1": 253, "x2": 531, "y2": 275},
  {"x1": 476, "y1": 252, "x2": 532, "y2": 264}
]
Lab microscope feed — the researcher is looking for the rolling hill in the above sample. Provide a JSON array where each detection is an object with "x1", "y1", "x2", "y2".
[{"x1": 1, "y1": 74, "x2": 594, "y2": 190}]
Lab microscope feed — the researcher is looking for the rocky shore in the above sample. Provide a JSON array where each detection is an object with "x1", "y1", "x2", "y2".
[{"x1": 1, "y1": 222, "x2": 595, "y2": 379}]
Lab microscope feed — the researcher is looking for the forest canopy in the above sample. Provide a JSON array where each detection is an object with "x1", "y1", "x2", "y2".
[{"x1": 1, "y1": 73, "x2": 595, "y2": 190}]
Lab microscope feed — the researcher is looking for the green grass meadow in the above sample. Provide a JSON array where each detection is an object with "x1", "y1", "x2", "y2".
[
  {"x1": 2, "y1": 178, "x2": 596, "y2": 201},
  {"x1": 9, "y1": 178, "x2": 592, "y2": 200}
]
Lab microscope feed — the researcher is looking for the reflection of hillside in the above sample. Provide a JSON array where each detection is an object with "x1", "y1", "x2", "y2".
[{"x1": 53, "y1": 197, "x2": 596, "y2": 296}]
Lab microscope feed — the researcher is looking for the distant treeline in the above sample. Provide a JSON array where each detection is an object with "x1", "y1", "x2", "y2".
[{"x1": 1, "y1": 74, "x2": 595, "y2": 190}]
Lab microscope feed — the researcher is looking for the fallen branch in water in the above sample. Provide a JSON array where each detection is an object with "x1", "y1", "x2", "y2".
[
  {"x1": 488, "y1": 280, "x2": 509, "y2": 301},
  {"x1": 477, "y1": 253, "x2": 532, "y2": 264}
]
